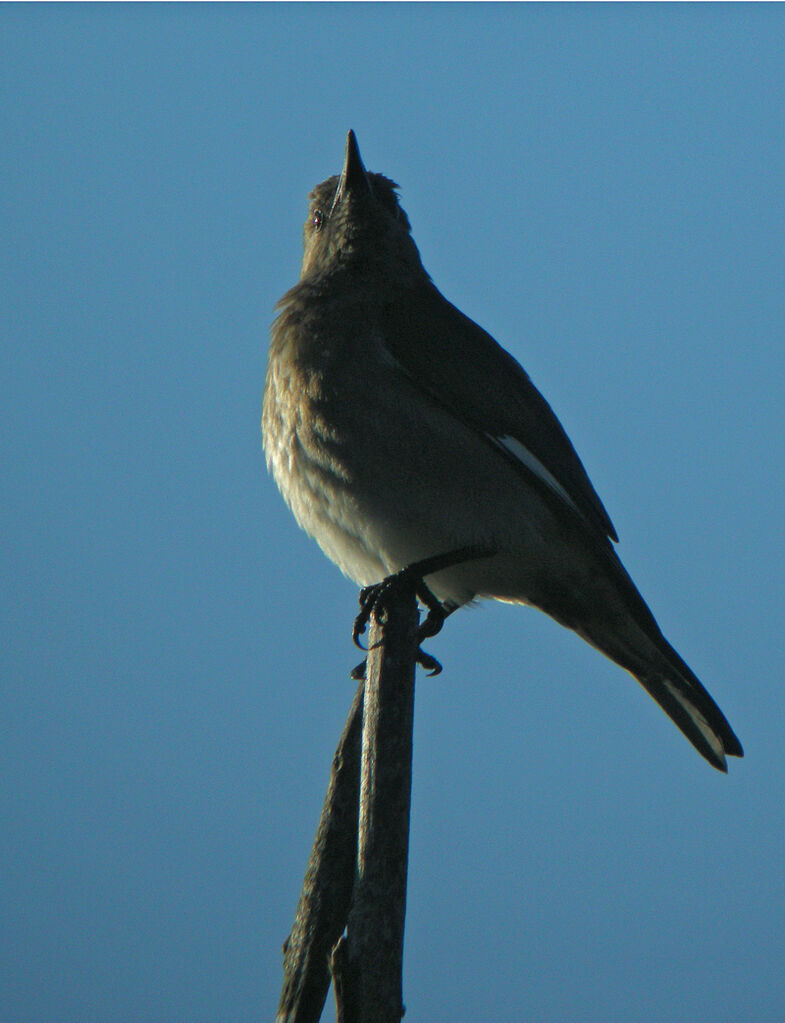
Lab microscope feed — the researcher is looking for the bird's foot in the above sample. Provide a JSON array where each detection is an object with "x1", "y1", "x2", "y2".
[
  {"x1": 350, "y1": 544, "x2": 496, "y2": 679},
  {"x1": 351, "y1": 639, "x2": 441, "y2": 680}
]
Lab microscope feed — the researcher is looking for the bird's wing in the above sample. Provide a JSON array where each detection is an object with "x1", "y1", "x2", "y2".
[{"x1": 383, "y1": 282, "x2": 619, "y2": 543}]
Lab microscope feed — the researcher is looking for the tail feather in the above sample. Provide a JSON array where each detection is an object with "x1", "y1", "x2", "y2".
[
  {"x1": 637, "y1": 675, "x2": 736, "y2": 771},
  {"x1": 573, "y1": 547, "x2": 744, "y2": 771},
  {"x1": 636, "y1": 641, "x2": 743, "y2": 771}
]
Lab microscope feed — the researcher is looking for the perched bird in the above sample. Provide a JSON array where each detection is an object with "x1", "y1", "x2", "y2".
[{"x1": 263, "y1": 130, "x2": 743, "y2": 772}]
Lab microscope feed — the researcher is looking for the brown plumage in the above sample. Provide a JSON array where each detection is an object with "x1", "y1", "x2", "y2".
[{"x1": 263, "y1": 131, "x2": 742, "y2": 771}]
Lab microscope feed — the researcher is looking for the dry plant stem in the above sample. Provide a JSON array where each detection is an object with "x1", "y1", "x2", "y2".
[
  {"x1": 276, "y1": 681, "x2": 364, "y2": 1023},
  {"x1": 334, "y1": 587, "x2": 419, "y2": 1023}
]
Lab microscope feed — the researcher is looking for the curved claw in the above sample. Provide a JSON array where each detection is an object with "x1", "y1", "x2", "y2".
[
  {"x1": 352, "y1": 617, "x2": 369, "y2": 650},
  {"x1": 350, "y1": 545, "x2": 496, "y2": 676},
  {"x1": 352, "y1": 575, "x2": 445, "y2": 676},
  {"x1": 416, "y1": 648, "x2": 442, "y2": 676},
  {"x1": 417, "y1": 594, "x2": 446, "y2": 641},
  {"x1": 352, "y1": 585, "x2": 379, "y2": 649}
]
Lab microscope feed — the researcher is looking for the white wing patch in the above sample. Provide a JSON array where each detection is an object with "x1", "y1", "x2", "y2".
[{"x1": 493, "y1": 433, "x2": 581, "y2": 516}]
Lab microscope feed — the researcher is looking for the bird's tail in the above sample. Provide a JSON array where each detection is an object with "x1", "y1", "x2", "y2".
[
  {"x1": 561, "y1": 545, "x2": 745, "y2": 771},
  {"x1": 579, "y1": 611, "x2": 744, "y2": 771},
  {"x1": 631, "y1": 637, "x2": 743, "y2": 772}
]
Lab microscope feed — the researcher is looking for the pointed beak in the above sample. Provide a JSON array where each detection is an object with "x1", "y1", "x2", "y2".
[{"x1": 330, "y1": 130, "x2": 371, "y2": 215}]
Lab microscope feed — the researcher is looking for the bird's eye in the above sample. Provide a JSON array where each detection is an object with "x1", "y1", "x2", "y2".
[{"x1": 312, "y1": 208, "x2": 324, "y2": 231}]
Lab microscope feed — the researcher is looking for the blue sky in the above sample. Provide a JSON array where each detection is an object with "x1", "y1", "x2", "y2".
[{"x1": 3, "y1": 5, "x2": 784, "y2": 1021}]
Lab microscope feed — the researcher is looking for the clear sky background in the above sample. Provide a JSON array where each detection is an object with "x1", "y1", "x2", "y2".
[{"x1": 3, "y1": 5, "x2": 784, "y2": 1022}]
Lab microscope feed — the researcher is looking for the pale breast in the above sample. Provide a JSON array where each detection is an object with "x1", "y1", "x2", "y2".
[{"x1": 262, "y1": 351, "x2": 389, "y2": 587}]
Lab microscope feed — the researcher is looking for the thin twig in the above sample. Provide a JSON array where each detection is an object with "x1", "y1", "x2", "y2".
[
  {"x1": 276, "y1": 681, "x2": 364, "y2": 1023},
  {"x1": 333, "y1": 586, "x2": 419, "y2": 1023},
  {"x1": 278, "y1": 545, "x2": 490, "y2": 1020}
]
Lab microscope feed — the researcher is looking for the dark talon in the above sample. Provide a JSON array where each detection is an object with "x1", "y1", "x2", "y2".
[
  {"x1": 416, "y1": 583, "x2": 446, "y2": 641},
  {"x1": 353, "y1": 646, "x2": 440, "y2": 679},
  {"x1": 354, "y1": 585, "x2": 382, "y2": 646},
  {"x1": 350, "y1": 544, "x2": 496, "y2": 673},
  {"x1": 352, "y1": 575, "x2": 445, "y2": 674},
  {"x1": 353, "y1": 583, "x2": 387, "y2": 650},
  {"x1": 416, "y1": 648, "x2": 442, "y2": 676}
]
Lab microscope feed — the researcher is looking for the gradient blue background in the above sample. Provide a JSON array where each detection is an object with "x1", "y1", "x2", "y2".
[{"x1": 3, "y1": 6, "x2": 784, "y2": 1021}]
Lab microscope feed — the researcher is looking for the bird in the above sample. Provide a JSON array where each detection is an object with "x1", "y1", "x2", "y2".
[{"x1": 262, "y1": 130, "x2": 743, "y2": 772}]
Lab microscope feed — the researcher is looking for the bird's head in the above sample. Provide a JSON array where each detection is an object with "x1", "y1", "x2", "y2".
[{"x1": 300, "y1": 131, "x2": 425, "y2": 282}]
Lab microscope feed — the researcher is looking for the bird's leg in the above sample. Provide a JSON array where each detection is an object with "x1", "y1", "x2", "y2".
[{"x1": 351, "y1": 544, "x2": 496, "y2": 678}]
